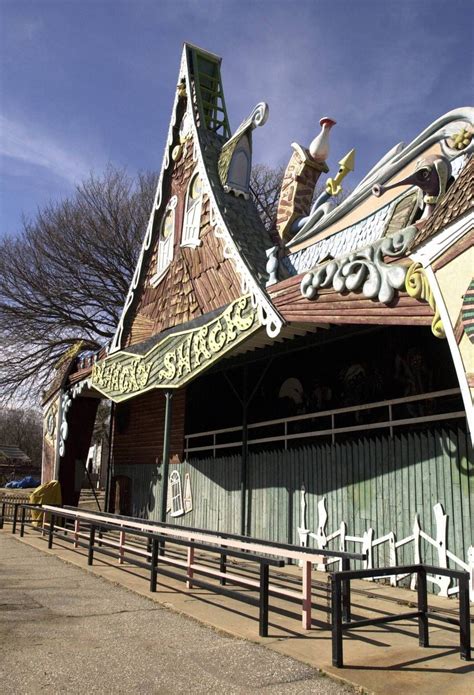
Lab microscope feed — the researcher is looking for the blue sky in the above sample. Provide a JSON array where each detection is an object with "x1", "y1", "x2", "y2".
[{"x1": 1, "y1": 0, "x2": 473, "y2": 237}]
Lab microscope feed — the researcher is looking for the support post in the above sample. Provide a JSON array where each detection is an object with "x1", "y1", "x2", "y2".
[
  {"x1": 149, "y1": 538, "x2": 159, "y2": 593},
  {"x1": 302, "y1": 559, "x2": 312, "y2": 629},
  {"x1": 341, "y1": 558, "x2": 351, "y2": 623},
  {"x1": 12, "y1": 503, "x2": 19, "y2": 535},
  {"x1": 20, "y1": 506, "x2": 26, "y2": 537},
  {"x1": 48, "y1": 514, "x2": 55, "y2": 549},
  {"x1": 220, "y1": 548, "x2": 227, "y2": 586},
  {"x1": 119, "y1": 529, "x2": 125, "y2": 564},
  {"x1": 74, "y1": 519, "x2": 80, "y2": 548},
  {"x1": 160, "y1": 391, "x2": 174, "y2": 524},
  {"x1": 0, "y1": 500, "x2": 5, "y2": 529},
  {"x1": 259, "y1": 563, "x2": 269, "y2": 637},
  {"x1": 331, "y1": 576, "x2": 343, "y2": 667},
  {"x1": 417, "y1": 566, "x2": 429, "y2": 647},
  {"x1": 104, "y1": 402, "x2": 115, "y2": 513},
  {"x1": 241, "y1": 366, "x2": 248, "y2": 536},
  {"x1": 459, "y1": 573, "x2": 471, "y2": 661},
  {"x1": 186, "y1": 545, "x2": 195, "y2": 589},
  {"x1": 88, "y1": 525, "x2": 96, "y2": 565}
]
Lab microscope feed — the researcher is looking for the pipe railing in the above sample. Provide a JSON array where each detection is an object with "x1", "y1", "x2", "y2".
[
  {"x1": 184, "y1": 388, "x2": 464, "y2": 455},
  {"x1": 331, "y1": 564, "x2": 471, "y2": 667}
]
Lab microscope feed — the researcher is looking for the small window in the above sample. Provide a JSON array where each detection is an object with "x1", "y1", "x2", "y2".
[
  {"x1": 151, "y1": 196, "x2": 177, "y2": 285},
  {"x1": 169, "y1": 470, "x2": 184, "y2": 517},
  {"x1": 157, "y1": 208, "x2": 174, "y2": 274},
  {"x1": 181, "y1": 173, "x2": 203, "y2": 248}
]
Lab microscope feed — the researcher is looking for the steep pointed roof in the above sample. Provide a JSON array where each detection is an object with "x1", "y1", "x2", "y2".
[{"x1": 110, "y1": 43, "x2": 283, "y2": 354}]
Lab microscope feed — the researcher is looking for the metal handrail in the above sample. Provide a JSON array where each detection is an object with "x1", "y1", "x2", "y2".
[
  {"x1": 184, "y1": 388, "x2": 464, "y2": 454},
  {"x1": 331, "y1": 564, "x2": 471, "y2": 668}
]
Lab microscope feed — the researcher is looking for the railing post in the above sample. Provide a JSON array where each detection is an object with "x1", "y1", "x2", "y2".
[
  {"x1": 149, "y1": 537, "x2": 159, "y2": 593},
  {"x1": 331, "y1": 575, "x2": 343, "y2": 667},
  {"x1": 12, "y1": 503, "x2": 19, "y2": 535},
  {"x1": 284, "y1": 421, "x2": 288, "y2": 450},
  {"x1": 213, "y1": 433, "x2": 216, "y2": 459},
  {"x1": 417, "y1": 566, "x2": 429, "y2": 647},
  {"x1": 88, "y1": 525, "x2": 96, "y2": 565},
  {"x1": 259, "y1": 563, "x2": 269, "y2": 637},
  {"x1": 331, "y1": 414, "x2": 335, "y2": 444},
  {"x1": 48, "y1": 514, "x2": 55, "y2": 549},
  {"x1": 459, "y1": 573, "x2": 471, "y2": 661},
  {"x1": 0, "y1": 500, "x2": 5, "y2": 529},
  {"x1": 388, "y1": 404, "x2": 393, "y2": 438},
  {"x1": 74, "y1": 519, "x2": 80, "y2": 548},
  {"x1": 341, "y1": 558, "x2": 351, "y2": 623},
  {"x1": 20, "y1": 506, "x2": 26, "y2": 537},
  {"x1": 302, "y1": 559, "x2": 312, "y2": 630},
  {"x1": 119, "y1": 529, "x2": 125, "y2": 564},
  {"x1": 186, "y1": 545, "x2": 195, "y2": 589},
  {"x1": 220, "y1": 547, "x2": 227, "y2": 586}
]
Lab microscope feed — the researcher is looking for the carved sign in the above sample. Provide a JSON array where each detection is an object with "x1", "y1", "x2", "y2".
[{"x1": 92, "y1": 296, "x2": 259, "y2": 402}]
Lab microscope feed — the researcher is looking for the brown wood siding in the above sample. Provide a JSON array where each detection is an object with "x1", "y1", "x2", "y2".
[
  {"x1": 112, "y1": 388, "x2": 186, "y2": 467},
  {"x1": 271, "y1": 274, "x2": 434, "y2": 327},
  {"x1": 124, "y1": 132, "x2": 242, "y2": 348}
]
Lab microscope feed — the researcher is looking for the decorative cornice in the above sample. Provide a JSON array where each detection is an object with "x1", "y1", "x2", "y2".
[
  {"x1": 405, "y1": 262, "x2": 445, "y2": 338},
  {"x1": 300, "y1": 226, "x2": 416, "y2": 304},
  {"x1": 290, "y1": 107, "x2": 474, "y2": 247}
]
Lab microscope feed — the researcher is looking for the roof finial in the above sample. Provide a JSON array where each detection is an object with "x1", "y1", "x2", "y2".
[{"x1": 309, "y1": 117, "x2": 336, "y2": 162}]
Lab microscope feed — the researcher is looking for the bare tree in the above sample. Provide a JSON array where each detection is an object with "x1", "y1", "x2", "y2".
[
  {"x1": 250, "y1": 164, "x2": 285, "y2": 232},
  {"x1": 1, "y1": 161, "x2": 347, "y2": 405},
  {"x1": 0, "y1": 407, "x2": 43, "y2": 468},
  {"x1": 0, "y1": 166, "x2": 157, "y2": 403},
  {"x1": 250, "y1": 163, "x2": 350, "y2": 233}
]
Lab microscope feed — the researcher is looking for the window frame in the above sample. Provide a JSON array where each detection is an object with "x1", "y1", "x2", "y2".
[
  {"x1": 181, "y1": 171, "x2": 203, "y2": 249},
  {"x1": 169, "y1": 470, "x2": 184, "y2": 517},
  {"x1": 150, "y1": 195, "x2": 177, "y2": 286}
]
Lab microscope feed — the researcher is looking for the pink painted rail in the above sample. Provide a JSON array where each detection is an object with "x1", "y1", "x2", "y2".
[{"x1": 42, "y1": 505, "x2": 339, "y2": 629}]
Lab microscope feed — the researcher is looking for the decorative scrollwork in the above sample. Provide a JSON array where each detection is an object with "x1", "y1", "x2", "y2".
[
  {"x1": 300, "y1": 226, "x2": 416, "y2": 305},
  {"x1": 250, "y1": 102, "x2": 269, "y2": 129},
  {"x1": 405, "y1": 262, "x2": 445, "y2": 338}
]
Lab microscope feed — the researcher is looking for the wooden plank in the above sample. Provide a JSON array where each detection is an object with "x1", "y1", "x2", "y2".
[{"x1": 450, "y1": 428, "x2": 464, "y2": 563}]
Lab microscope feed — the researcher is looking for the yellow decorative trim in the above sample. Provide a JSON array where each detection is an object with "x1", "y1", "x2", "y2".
[
  {"x1": 53, "y1": 341, "x2": 85, "y2": 370},
  {"x1": 325, "y1": 148, "x2": 355, "y2": 198},
  {"x1": 92, "y1": 295, "x2": 260, "y2": 402},
  {"x1": 405, "y1": 262, "x2": 445, "y2": 339}
]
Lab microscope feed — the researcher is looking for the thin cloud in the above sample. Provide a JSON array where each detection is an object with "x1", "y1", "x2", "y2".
[{"x1": 0, "y1": 115, "x2": 101, "y2": 185}]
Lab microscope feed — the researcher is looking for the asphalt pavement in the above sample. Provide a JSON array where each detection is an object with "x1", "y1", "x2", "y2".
[{"x1": 0, "y1": 534, "x2": 353, "y2": 694}]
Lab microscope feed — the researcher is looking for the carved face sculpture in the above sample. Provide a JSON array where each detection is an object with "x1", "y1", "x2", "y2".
[{"x1": 372, "y1": 154, "x2": 452, "y2": 202}]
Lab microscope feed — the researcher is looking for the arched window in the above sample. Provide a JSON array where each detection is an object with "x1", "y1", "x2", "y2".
[
  {"x1": 155, "y1": 196, "x2": 176, "y2": 281},
  {"x1": 169, "y1": 470, "x2": 184, "y2": 517},
  {"x1": 181, "y1": 173, "x2": 203, "y2": 248},
  {"x1": 226, "y1": 134, "x2": 251, "y2": 195}
]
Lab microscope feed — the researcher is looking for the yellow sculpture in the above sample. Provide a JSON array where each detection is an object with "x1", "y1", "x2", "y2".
[{"x1": 325, "y1": 149, "x2": 356, "y2": 197}]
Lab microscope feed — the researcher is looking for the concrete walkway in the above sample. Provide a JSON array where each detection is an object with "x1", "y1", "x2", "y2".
[
  {"x1": 2, "y1": 528, "x2": 473, "y2": 694},
  {"x1": 0, "y1": 533, "x2": 351, "y2": 694}
]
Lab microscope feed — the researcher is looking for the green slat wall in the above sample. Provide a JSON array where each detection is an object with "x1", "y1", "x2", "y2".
[{"x1": 114, "y1": 426, "x2": 474, "y2": 568}]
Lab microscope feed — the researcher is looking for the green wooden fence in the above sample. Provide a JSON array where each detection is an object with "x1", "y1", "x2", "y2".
[{"x1": 113, "y1": 426, "x2": 473, "y2": 568}]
